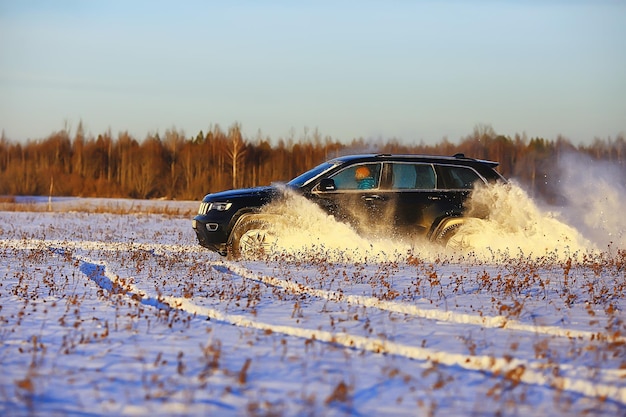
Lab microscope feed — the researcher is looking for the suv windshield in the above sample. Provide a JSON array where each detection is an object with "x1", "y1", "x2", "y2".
[{"x1": 287, "y1": 162, "x2": 338, "y2": 188}]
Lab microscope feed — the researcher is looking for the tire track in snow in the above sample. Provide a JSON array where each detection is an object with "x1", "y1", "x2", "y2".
[
  {"x1": 68, "y1": 251, "x2": 626, "y2": 406},
  {"x1": 215, "y1": 261, "x2": 625, "y2": 344}
]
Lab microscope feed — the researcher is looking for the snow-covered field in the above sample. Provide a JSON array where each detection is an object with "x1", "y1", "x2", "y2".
[{"x1": 1, "y1": 177, "x2": 625, "y2": 416}]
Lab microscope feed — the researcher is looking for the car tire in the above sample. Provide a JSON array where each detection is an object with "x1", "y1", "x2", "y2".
[
  {"x1": 229, "y1": 216, "x2": 277, "y2": 259},
  {"x1": 431, "y1": 217, "x2": 464, "y2": 245}
]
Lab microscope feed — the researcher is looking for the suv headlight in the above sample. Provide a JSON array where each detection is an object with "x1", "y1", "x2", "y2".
[
  {"x1": 211, "y1": 202, "x2": 232, "y2": 212},
  {"x1": 198, "y1": 202, "x2": 232, "y2": 214}
]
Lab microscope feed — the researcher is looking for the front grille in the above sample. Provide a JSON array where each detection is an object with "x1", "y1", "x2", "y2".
[{"x1": 198, "y1": 202, "x2": 212, "y2": 214}]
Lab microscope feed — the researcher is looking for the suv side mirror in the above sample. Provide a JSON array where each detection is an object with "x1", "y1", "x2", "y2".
[{"x1": 319, "y1": 178, "x2": 336, "y2": 192}]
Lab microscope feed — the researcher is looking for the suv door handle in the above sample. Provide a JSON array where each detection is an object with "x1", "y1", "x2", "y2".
[
  {"x1": 427, "y1": 196, "x2": 441, "y2": 201},
  {"x1": 362, "y1": 195, "x2": 383, "y2": 202}
]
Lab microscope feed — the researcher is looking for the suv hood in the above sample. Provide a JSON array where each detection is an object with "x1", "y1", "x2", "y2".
[{"x1": 204, "y1": 186, "x2": 279, "y2": 201}]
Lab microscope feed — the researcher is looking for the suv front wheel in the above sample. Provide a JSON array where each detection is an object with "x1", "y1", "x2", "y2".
[{"x1": 229, "y1": 215, "x2": 278, "y2": 259}]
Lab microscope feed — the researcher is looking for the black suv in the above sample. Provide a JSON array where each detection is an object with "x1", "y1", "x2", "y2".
[{"x1": 192, "y1": 153, "x2": 506, "y2": 257}]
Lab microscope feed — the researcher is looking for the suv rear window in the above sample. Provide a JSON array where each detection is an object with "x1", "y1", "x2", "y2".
[
  {"x1": 391, "y1": 163, "x2": 436, "y2": 190},
  {"x1": 437, "y1": 165, "x2": 484, "y2": 189}
]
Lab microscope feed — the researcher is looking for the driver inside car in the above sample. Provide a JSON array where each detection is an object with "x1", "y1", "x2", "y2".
[{"x1": 355, "y1": 166, "x2": 375, "y2": 189}]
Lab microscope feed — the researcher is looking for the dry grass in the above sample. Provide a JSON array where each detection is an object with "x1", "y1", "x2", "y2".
[{"x1": 0, "y1": 197, "x2": 197, "y2": 216}]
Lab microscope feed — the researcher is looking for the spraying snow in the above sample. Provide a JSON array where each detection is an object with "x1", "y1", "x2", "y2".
[
  {"x1": 448, "y1": 182, "x2": 595, "y2": 259},
  {"x1": 257, "y1": 189, "x2": 414, "y2": 261},
  {"x1": 253, "y1": 170, "x2": 626, "y2": 262},
  {"x1": 554, "y1": 153, "x2": 626, "y2": 251},
  {"x1": 253, "y1": 181, "x2": 606, "y2": 262}
]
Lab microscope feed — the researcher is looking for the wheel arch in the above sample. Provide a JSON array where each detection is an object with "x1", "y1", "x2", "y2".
[
  {"x1": 429, "y1": 216, "x2": 466, "y2": 244},
  {"x1": 227, "y1": 212, "x2": 282, "y2": 258}
]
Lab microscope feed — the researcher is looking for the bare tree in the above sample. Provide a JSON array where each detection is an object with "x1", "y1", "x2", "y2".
[
  {"x1": 226, "y1": 122, "x2": 247, "y2": 189},
  {"x1": 164, "y1": 128, "x2": 185, "y2": 197}
]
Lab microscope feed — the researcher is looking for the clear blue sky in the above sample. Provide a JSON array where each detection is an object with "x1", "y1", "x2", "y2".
[{"x1": 1, "y1": 0, "x2": 625, "y2": 145}]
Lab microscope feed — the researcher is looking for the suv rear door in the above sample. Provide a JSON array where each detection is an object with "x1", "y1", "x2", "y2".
[
  {"x1": 388, "y1": 162, "x2": 489, "y2": 237},
  {"x1": 386, "y1": 162, "x2": 448, "y2": 236}
]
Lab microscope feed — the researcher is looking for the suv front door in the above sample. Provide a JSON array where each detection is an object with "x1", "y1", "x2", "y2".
[{"x1": 311, "y1": 162, "x2": 391, "y2": 236}]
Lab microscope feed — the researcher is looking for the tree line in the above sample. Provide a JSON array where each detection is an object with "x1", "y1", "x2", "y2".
[{"x1": 1, "y1": 122, "x2": 624, "y2": 203}]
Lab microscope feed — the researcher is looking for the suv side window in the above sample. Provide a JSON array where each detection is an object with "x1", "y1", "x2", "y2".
[
  {"x1": 391, "y1": 163, "x2": 436, "y2": 190},
  {"x1": 438, "y1": 165, "x2": 484, "y2": 189},
  {"x1": 331, "y1": 163, "x2": 381, "y2": 190}
]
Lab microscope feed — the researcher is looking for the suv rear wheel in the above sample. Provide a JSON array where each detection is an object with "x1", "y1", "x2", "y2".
[{"x1": 430, "y1": 217, "x2": 465, "y2": 245}]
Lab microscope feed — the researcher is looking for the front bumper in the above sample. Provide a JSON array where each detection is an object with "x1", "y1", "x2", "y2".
[{"x1": 192, "y1": 217, "x2": 229, "y2": 256}]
